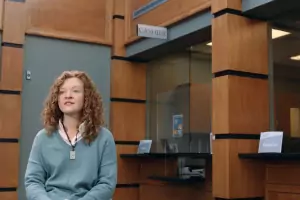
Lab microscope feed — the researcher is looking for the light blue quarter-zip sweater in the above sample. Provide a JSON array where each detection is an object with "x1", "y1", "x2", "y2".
[{"x1": 24, "y1": 127, "x2": 117, "y2": 200}]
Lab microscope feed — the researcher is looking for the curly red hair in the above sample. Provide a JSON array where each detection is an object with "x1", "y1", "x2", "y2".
[{"x1": 42, "y1": 70, "x2": 105, "y2": 144}]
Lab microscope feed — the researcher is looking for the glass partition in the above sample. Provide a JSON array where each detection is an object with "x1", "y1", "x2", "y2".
[
  {"x1": 146, "y1": 42, "x2": 212, "y2": 154},
  {"x1": 271, "y1": 26, "x2": 300, "y2": 152}
]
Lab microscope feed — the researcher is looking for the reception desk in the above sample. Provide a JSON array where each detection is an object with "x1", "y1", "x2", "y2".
[
  {"x1": 239, "y1": 153, "x2": 300, "y2": 199},
  {"x1": 114, "y1": 151, "x2": 212, "y2": 200}
]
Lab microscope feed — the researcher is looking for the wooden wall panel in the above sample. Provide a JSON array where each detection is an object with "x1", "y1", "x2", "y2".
[
  {"x1": 266, "y1": 185, "x2": 300, "y2": 200},
  {"x1": 0, "y1": 192, "x2": 18, "y2": 200},
  {"x1": 212, "y1": 76, "x2": 269, "y2": 134},
  {"x1": 290, "y1": 108, "x2": 300, "y2": 137},
  {"x1": 132, "y1": 0, "x2": 151, "y2": 10},
  {"x1": 0, "y1": 143, "x2": 19, "y2": 187},
  {"x1": 0, "y1": 0, "x2": 24, "y2": 197},
  {"x1": 110, "y1": 102, "x2": 146, "y2": 141},
  {"x1": 190, "y1": 83, "x2": 211, "y2": 133},
  {"x1": 212, "y1": 5, "x2": 269, "y2": 199},
  {"x1": 139, "y1": 184, "x2": 208, "y2": 200},
  {"x1": 213, "y1": 139, "x2": 265, "y2": 198},
  {"x1": 266, "y1": 163, "x2": 300, "y2": 186},
  {"x1": 111, "y1": 3, "x2": 147, "y2": 200},
  {"x1": 112, "y1": 0, "x2": 126, "y2": 56},
  {"x1": 117, "y1": 145, "x2": 140, "y2": 184},
  {"x1": 114, "y1": 0, "x2": 125, "y2": 16},
  {"x1": 3, "y1": 1, "x2": 26, "y2": 44},
  {"x1": 125, "y1": 0, "x2": 211, "y2": 43},
  {"x1": 275, "y1": 92, "x2": 300, "y2": 135},
  {"x1": 0, "y1": 94, "x2": 21, "y2": 139},
  {"x1": 0, "y1": 0, "x2": 4, "y2": 30},
  {"x1": 212, "y1": 14, "x2": 268, "y2": 75},
  {"x1": 112, "y1": 18, "x2": 126, "y2": 56},
  {"x1": 139, "y1": 159, "x2": 177, "y2": 182},
  {"x1": 211, "y1": 0, "x2": 241, "y2": 13},
  {"x1": 0, "y1": 47, "x2": 23, "y2": 91},
  {"x1": 26, "y1": 0, "x2": 113, "y2": 44},
  {"x1": 111, "y1": 60, "x2": 146, "y2": 99},
  {"x1": 114, "y1": 188, "x2": 139, "y2": 200}
]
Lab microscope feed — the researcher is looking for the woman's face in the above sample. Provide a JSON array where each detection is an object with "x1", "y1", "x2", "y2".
[{"x1": 58, "y1": 77, "x2": 84, "y2": 117}]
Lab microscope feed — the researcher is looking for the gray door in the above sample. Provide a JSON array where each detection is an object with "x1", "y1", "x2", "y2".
[{"x1": 18, "y1": 36, "x2": 111, "y2": 200}]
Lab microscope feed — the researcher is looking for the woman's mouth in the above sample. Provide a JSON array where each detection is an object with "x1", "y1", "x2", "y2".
[{"x1": 64, "y1": 102, "x2": 74, "y2": 105}]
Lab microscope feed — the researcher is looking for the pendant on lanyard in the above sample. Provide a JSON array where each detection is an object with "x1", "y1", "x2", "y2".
[{"x1": 62, "y1": 122, "x2": 78, "y2": 160}]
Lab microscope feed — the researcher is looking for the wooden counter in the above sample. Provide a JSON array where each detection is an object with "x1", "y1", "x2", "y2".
[
  {"x1": 116, "y1": 153, "x2": 212, "y2": 200},
  {"x1": 239, "y1": 153, "x2": 300, "y2": 200}
]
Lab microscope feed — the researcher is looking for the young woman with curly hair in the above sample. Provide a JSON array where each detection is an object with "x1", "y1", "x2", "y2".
[{"x1": 24, "y1": 70, "x2": 117, "y2": 200}]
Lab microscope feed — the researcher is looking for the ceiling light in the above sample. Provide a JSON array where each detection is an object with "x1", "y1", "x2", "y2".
[
  {"x1": 272, "y1": 29, "x2": 290, "y2": 39},
  {"x1": 206, "y1": 29, "x2": 290, "y2": 46},
  {"x1": 291, "y1": 55, "x2": 300, "y2": 61}
]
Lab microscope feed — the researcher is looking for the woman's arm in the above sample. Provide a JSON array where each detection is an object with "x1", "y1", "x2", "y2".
[
  {"x1": 79, "y1": 132, "x2": 117, "y2": 200},
  {"x1": 24, "y1": 131, "x2": 52, "y2": 200}
]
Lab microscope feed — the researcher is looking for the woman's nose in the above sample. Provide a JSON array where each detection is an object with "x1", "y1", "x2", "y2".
[{"x1": 65, "y1": 91, "x2": 73, "y2": 98}]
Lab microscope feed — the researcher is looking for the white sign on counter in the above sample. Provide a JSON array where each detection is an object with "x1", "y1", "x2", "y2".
[{"x1": 258, "y1": 131, "x2": 283, "y2": 153}]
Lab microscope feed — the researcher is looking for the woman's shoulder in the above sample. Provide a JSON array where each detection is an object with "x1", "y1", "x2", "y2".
[
  {"x1": 35, "y1": 128, "x2": 47, "y2": 138},
  {"x1": 97, "y1": 127, "x2": 114, "y2": 143},
  {"x1": 34, "y1": 128, "x2": 56, "y2": 141}
]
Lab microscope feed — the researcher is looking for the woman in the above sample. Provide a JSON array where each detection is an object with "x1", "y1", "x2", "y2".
[{"x1": 24, "y1": 71, "x2": 117, "y2": 200}]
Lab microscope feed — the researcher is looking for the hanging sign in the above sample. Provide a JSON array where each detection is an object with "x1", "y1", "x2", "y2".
[{"x1": 137, "y1": 24, "x2": 168, "y2": 39}]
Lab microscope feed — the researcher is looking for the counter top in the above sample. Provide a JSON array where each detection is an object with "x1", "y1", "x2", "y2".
[
  {"x1": 239, "y1": 153, "x2": 300, "y2": 161},
  {"x1": 148, "y1": 176, "x2": 205, "y2": 184},
  {"x1": 120, "y1": 153, "x2": 212, "y2": 159}
]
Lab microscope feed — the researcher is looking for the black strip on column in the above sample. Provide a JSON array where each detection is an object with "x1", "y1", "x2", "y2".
[
  {"x1": 0, "y1": 138, "x2": 19, "y2": 143},
  {"x1": 115, "y1": 141, "x2": 140, "y2": 145},
  {"x1": 214, "y1": 70, "x2": 268, "y2": 80},
  {"x1": 113, "y1": 15, "x2": 125, "y2": 20},
  {"x1": 111, "y1": 98, "x2": 146, "y2": 104},
  {"x1": 116, "y1": 183, "x2": 140, "y2": 188},
  {"x1": 0, "y1": 90, "x2": 21, "y2": 95},
  {"x1": 215, "y1": 197, "x2": 263, "y2": 200},
  {"x1": 2, "y1": 42, "x2": 23, "y2": 48},
  {"x1": 111, "y1": 56, "x2": 147, "y2": 63},
  {"x1": 213, "y1": 8, "x2": 242, "y2": 18},
  {"x1": 214, "y1": 134, "x2": 260, "y2": 140},
  {"x1": 0, "y1": 187, "x2": 17, "y2": 192}
]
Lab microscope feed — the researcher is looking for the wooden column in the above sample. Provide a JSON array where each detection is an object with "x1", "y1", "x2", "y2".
[
  {"x1": 111, "y1": 1, "x2": 146, "y2": 200},
  {"x1": 0, "y1": 0, "x2": 25, "y2": 200},
  {"x1": 211, "y1": 0, "x2": 269, "y2": 199}
]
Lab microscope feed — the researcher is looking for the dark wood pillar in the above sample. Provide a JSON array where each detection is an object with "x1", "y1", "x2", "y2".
[{"x1": 211, "y1": 0, "x2": 269, "y2": 199}]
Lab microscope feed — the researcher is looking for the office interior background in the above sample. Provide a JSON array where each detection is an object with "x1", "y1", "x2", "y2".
[{"x1": 1, "y1": 0, "x2": 300, "y2": 200}]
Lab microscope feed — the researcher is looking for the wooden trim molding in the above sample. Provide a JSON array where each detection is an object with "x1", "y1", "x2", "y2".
[
  {"x1": 0, "y1": 139, "x2": 18, "y2": 143},
  {"x1": 0, "y1": 90, "x2": 21, "y2": 95},
  {"x1": 111, "y1": 98, "x2": 146, "y2": 104},
  {"x1": 214, "y1": 70, "x2": 268, "y2": 80},
  {"x1": 113, "y1": 15, "x2": 125, "y2": 20},
  {"x1": 0, "y1": 187, "x2": 17, "y2": 192},
  {"x1": 115, "y1": 141, "x2": 140, "y2": 145}
]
